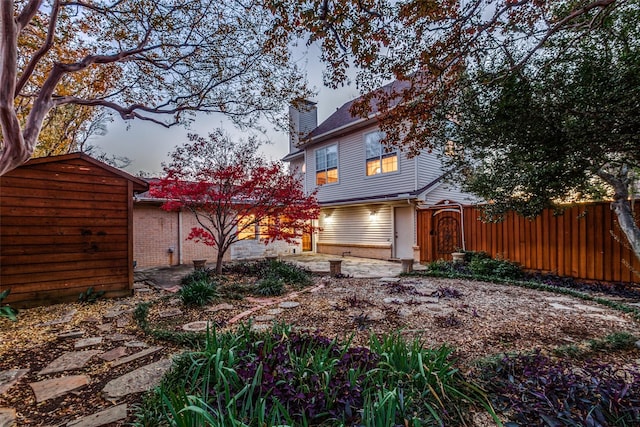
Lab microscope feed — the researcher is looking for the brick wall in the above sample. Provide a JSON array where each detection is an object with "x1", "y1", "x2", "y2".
[
  {"x1": 134, "y1": 203, "x2": 301, "y2": 268},
  {"x1": 317, "y1": 242, "x2": 392, "y2": 260},
  {"x1": 133, "y1": 204, "x2": 181, "y2": 267}
]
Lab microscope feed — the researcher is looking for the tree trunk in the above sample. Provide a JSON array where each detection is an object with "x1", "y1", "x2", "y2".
[
  {"x1": 214, "y1": 249, "x2": 225, "y2": 275},
  {"x1": 610, "y1": 197, "x2": 640, "y2": 265},
  {"x1": 598, "y1": 168, "x2": 640, "y2": 270}
]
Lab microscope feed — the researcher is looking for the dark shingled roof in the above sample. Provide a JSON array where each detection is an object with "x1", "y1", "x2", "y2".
[{"x1": 308, "y1": 79, "x2": 410, "y2": 139}]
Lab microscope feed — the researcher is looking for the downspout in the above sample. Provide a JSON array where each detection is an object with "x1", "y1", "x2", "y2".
[
  {"x1": 178, "y1": 209, "x2": 184, "y2": 265},
  {"x1": 414, "y1": 156, "x2": 418, "y2": 192}
]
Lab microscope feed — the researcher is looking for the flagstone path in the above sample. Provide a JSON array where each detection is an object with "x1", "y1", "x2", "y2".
[{"x1": 0, "y1": 284, "x2": 174, "y2": 426}]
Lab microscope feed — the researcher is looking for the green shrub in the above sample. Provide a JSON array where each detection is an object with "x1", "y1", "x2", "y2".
[
  {"x1": 0, "y1": 289, "x2": 18, "y2": 322},
  {"x1": 464, "y1": 250, "x2": 491, "y2": 263},
  {"x1": 222, "y1": 259, "x2": 312, "y2": 290},
  {"x1": 181, "y1": 269, "x2": 213, "y2": 286},
  {"x1": 469, "y1": 256, "x2": 522, "y2": 279},
  {"x1": 78, "y1": 286, "x2": 105, "y2": 303},
  {"x1": 255, "y1": 274, "x2": 285, "y2": 296},
  {"x1": 180, "y1": 274, "x2": 218, "y2": 307},
  {"x1": 266, "y1": 260, "x2": 312, "y2": 287}
]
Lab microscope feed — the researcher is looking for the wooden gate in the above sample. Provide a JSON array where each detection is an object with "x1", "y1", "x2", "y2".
[
  {"x1": 435, "y1": 215, "x2": 461, "y2": 257},
  {"x1": 418, "y1": 201, "x2": 463, "y2": 261}
]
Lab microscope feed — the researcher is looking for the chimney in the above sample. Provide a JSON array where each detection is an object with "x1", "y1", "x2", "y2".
[{"x1": 289, "y1": 99, "x2": 317, "y2": 153}]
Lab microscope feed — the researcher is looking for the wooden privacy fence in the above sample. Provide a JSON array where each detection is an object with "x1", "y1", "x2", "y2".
[{"x1": 418, "y1": 202, "x2": 640, "y2": 284}]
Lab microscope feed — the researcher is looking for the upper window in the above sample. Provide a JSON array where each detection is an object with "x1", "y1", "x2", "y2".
[
  {"x1": 315, "y1": 144, "x2": 338, "y2": 186},
  {"x1": 365, "y1": 131, "x2": 398, "y2": 176}
]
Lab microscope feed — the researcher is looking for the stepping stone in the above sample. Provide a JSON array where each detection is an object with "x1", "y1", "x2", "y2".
[
  {"x1": 124, "y1": 341, "x2": 148, "y2": 348},
  {"x1": 105, "y1": 333, "x2": 136, "y2": 342},
  {"x1": 30, "y1": 375, "x2": 89, "y2": 402},
  {"x1": 99, "y1": 347, "x2": 128, "y2": 362},
  {"x1": 182, "y1": 321, "x2": 210, "y2": 332},
  {"x1": 0, "y1": 408, "x2": 15, "y2": 427},
  {"x1": 365, "y1": 310, "x2": 386, "y2": 321},
  {"x1": 573, "y1": 304, "x2": 606, "y2": 312},
  {"x1": 133, "y1": 282, "x2": 148, "y2": 289},
  {"x1": 266, "y1": 308, "x2": 283, "y2": 315},
  {"x1": 383, "y1": 297, "x2": 405, "y2": 304},
  {"x1": 206, "y1": 303, "x2": 234, "y2": 313},
  {"x1": 81, "y1": 316, "x2": 101, "y2": 323},
  {"x1": 103, "y1": 307, "x2": 132, "y2": 319},
  {"x1": 103, "y1": 311, "x2": 123, "y2": 319},
  {"x1": 0, "y1": 369, "x2": 29, "y2": 395},
  {"x1": 159, "y1": 308, "x2": 183, "y2": 318},
  {"x1": 110, "y1": 346, "x2": 163, "y2": 367},
  {"x1": 40, "y1": 309, "x2": 77, "y2": 326},
  {"x1": 38, "y1": 350, "x2": 101, "y2": 375},
  {"x1": 279, "y1": 301, "x2": 300, "y2": 309},
  {"x1": 115, "y1": 317, "x2": 130, "y2": 328},
  {"x1": 544, "y1": 296, "x2": 576, "y2": 303},
  {"x1": 414, "y1": 296, "x2": 440, "y2": 304},
  {"x1": 584, "y1": 313, "x2": 626, "y2": 322},
  {"x1": 251, "y1": 324, "x2": 270, "y2": 332},
  {"x1": 74, "y1": 337, "x2": 103, "y2": 349},
  {"x1": 67, "y1": 403, "x2": 127, "y2": 427},
  {"x1": 253, "y1": 315, "x2": 275, "y2": 322},
  {"x1": 399, "y1": 308, "x2": 413, "y2": 317},
  {"x1": 549, "y1": 302, "x2": 575, "y2": 311},
  {"x1": 379, "y1": 277, "x2": 401, "y2": 283},
  {"x1": 103, "y1": 358, "x2": 172, "y2": 399},
  {"x1": 58, "y1": 329, "x2": 85, "y2": 339},
  {"x1": 97, "y1": 324, "x2": 112, "y2": 332}
]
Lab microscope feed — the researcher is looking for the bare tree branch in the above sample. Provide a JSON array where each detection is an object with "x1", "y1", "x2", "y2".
[{"x1": 15, "y1": 0, "x2": 61, "y2": 96}]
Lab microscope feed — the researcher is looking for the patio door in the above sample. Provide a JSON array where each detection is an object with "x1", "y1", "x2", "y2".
[
  {"x1": 302, "y1": 231, "x2": 312, "y2": 251},
  {"x1": 394, "y1": 206, "x2": 413, "y2": 259}
]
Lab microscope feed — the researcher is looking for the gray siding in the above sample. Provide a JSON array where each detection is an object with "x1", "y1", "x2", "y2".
[
  {"x1": 318, "y1": 205, "x2": 393, "y2": 245},
  {"x1": 308, "y1": 124, "x2": 418, "y2": 203},
  {"x1": 416, "y1": 150, "x2": 445, "y2": 188},
  {"x1": 421, "y1": 183, "x2": 479, "y2": 205}
]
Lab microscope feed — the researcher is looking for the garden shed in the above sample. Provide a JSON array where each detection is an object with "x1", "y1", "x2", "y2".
[{"x1": 0, "y1": 153, "x2": 148, "y2": 307}]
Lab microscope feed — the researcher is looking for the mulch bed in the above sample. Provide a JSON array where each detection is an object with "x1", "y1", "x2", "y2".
[{"x1": 1, "y1": 274, "x2": 639, "y2": 426}]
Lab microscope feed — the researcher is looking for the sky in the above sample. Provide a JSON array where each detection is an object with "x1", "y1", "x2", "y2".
[{"x1": 93, "y1": 44, "x2": 361, "y2": 176}]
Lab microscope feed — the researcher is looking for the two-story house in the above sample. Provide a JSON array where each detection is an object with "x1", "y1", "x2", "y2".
[{"x1": 283, "y1": 82, "x2": 477, "y2": 261}]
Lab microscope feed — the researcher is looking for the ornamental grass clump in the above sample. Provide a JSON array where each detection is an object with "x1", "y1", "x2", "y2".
[
  {"x1": 179, "y1": 269, "x2": 218, "y2": 306},
  {"x1": 255, "y1": 273, "x2": 285, "y2": 296},
  {"x1": 266, "y1": 259, "x2": 312, "y2": 287},
  {"x1": 223, "y1": 259, "x2": 312, "y2": 292},
  {"x1": 133, "y1": 325, "x2": 498, "y2": 426}
]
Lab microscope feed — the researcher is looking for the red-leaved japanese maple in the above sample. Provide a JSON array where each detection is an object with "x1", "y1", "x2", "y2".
[{"x1": 151, "y1": 130, "x2": 319, "y2": 274}]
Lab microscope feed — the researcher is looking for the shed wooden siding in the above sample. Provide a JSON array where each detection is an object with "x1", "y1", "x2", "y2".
[
  {"x1": 418, "y1": 202, "x2": 640, "y2": 283},
  {"x1": 0, "y1": 154, "x2": 146, "y2": 307}
]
